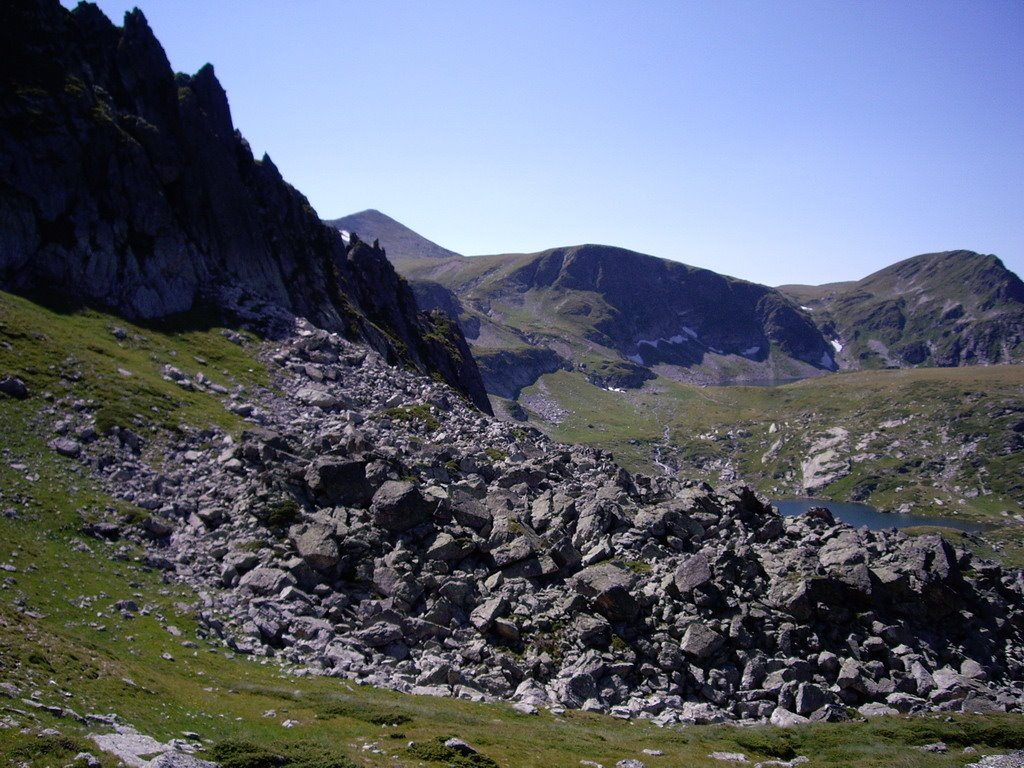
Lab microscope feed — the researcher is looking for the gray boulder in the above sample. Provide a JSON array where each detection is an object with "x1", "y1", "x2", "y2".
[
  {"x1": 289, "y1": 523, "x2": 339, "y2": 572},
  {"x1": 0, "y1": 376, "x2": 28, "y2": 399},
  {"x1": 238, "y1": 567, "x2": 295, "y2": 596},
  {"x1": 304, "y1": 458, "x2": 372, "y2": 507},
  {"x1": 673, "y1": 553, "x2": 713, "y2": 594},
  {"x1": 370, "y1": 480, "x2": 435, "y2": 531},
  {"x1": 680, "y1": 623, "x2": 724, "y2": 659},
  {"x1": 571, "y1": 562, "x2": 641, "y2": 623}
]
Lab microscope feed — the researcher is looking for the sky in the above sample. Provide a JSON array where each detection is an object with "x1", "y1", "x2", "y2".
[{"x1": 63, "y1": 1, "x2": 1024, "y2": 286}]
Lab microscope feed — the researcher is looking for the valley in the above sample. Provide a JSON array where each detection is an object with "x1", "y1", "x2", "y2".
[
  {"x1": 3, "y1": 291, "x2": 1024, "y2": 768},
  {"x1": 513, "y1": 365, "x2": 1024, "y2": 565},
  {"x1": 3, "y1": 2, "x2": 1024, "y2": 766}
]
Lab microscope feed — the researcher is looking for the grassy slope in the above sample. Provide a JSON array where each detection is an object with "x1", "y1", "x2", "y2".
[
  {"x1": 522, "y1": 366, "x2": 1024, "y2": 566},
  {"x1": 1, "y1": 291, "x2": 1023, "y2": 767}
]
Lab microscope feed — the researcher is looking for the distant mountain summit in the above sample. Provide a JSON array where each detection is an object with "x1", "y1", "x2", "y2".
[
  {"x1": 781, "y1": 250, "x2": 1024, "y2": 368},
  {"x1": 384, "y1": 239, "x2": 837, "y2": 396},
  {"x1": 0, "y1": 0, "x2": 490, "y2": 412},
  {"x1": 327, "y1": 209, "x2": 461, "y2": 263},
  {"x1": 332, "y1": 211, "x2": 1024, "y2": 405}
]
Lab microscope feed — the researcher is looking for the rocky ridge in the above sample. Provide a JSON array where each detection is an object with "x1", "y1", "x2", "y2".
[
  {"x1": 0, "y1": 0, "x2": 490, "y2": 412},
  {"x1": 36, "y1": 309, "x2": 1024, "y2": 727},
  {"x1": 780, "y1": 251, "x2": 1024, "y2": 369}
]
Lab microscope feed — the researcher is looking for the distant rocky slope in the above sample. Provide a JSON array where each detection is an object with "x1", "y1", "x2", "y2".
[
  {"x1": 328, "y1": 209, "x2": 462, "y2": 263},
  {"x1": 0, "y1": 0, "x2": 490, "y2": 413},
  {"x1": 31, "y1": 310, "x2": 1024, "y2": 725},
  {"x1": 780, "y1": 251, "x2": 1024, "y2": 369},
  {"x1": 391, "y1": 242, "x2": 837, "y2": 395}
]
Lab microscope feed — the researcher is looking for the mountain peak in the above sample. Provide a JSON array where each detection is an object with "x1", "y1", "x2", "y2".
[{"x1": 328, "y1": 209, "x2": 462, "y2": 264}]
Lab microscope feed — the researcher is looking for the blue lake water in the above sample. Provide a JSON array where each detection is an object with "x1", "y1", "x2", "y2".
[{"x1": 771, "y1": 498, "x2": 985, "y2": 533}]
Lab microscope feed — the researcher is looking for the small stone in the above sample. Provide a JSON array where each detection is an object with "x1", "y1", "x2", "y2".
[
  {"x1": 616, "y1": 761, "x2": 646, "y2": 768},
  {"x1": 444, "y1": 738, "x2": 477, "y2": 755},
  {"x1": 48, "y1": 437, "x2": 81, "y2": 458},
  {"x1": 709, "y1": 753, "x2": 748, "y2": 763},
  {"x1": 0, "y1": 376, "x2": 29, "y2": 399}
]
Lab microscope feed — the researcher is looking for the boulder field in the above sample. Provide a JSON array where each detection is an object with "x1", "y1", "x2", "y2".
[{"x1": 37, "y1": 311, "x2": 1024, "y2": 727}]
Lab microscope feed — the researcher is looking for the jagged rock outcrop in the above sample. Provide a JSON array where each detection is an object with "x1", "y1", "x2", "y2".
[
  {"x1": 50, "y1": 315, "x2": 1024, "y2": 725},
  {"x1": 0, "y1": 0, "x2": 490, "y2": 412}
]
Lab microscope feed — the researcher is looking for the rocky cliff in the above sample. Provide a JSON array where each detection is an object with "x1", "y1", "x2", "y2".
[{"x1": 0, "y1": 0, "x2": 490, "y2": 413}]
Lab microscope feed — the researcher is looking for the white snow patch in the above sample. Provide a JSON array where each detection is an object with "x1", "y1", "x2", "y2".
[
  {"x1": 819, "y1": 351, "x2": 835, "y2": 368},
  {"x1": 801, "y1": 305, "x2": 813, "y2": 311},
  {"x1": 339, "y1": 230, "x2": 351, "y2": 244},
  {"x1": 607, "y1": 386, "x2": 625, "y2": 393},
  {"x1": 742, "y1": 346, "x2": 760, "y2": 356},
  {"x1": 830, "y1": 339, "x2": 843, "y2": 353},
  {"x1": 627, "y1": 353, "x2": 644, "y2": 365},
  {"x1": 637, "y1": 327, "x2": 700, "y2": 349}
]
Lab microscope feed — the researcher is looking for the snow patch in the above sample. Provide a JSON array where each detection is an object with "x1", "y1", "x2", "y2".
[
  {"x1": 636, "y1": 327, "x2": 700, "y2": 350},
  {"x1": 627, "y1": 353, "x2": 644, "y2": 365},
  {"x1": 801, "y1": 305, "x2": 813, "y2": 311},
  {"x1": 742, "y1": 346, "x2": 760, "y2": 356},
  {"x1": 339, "y1": 230, "x2": 351, "y2": 245},
  {"x1": 819, "y1": 351, "x2": 835, "y2": 369},
  {"x1": 830, "y1": 339, "x2": 843, "y2": 353}
]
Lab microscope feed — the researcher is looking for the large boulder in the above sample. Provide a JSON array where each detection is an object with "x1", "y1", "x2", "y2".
[
  {"x1": 680, "y1": 623, "x2": 724, "y2": 659},
  {"x1": 238, "y1": 567, "x2": 295, "y2": 596},
  {"x1": 673, "y1": 553, "x2": 713, "y2": 594},
  {"x1": 570, "y1": 562, "x2": 641, "y2": 623},
  {"x1": 289, "y1": 523, "x2": 339, "y2": 572},
  {"x1": 304, "y1": 457, "x2": 372, "y2": 507},
  {"x1": 370, "y1": 481, "x2": 435, "y2": 531}
]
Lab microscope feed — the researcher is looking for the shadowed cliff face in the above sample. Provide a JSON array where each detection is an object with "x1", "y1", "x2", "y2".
[{"x1": 0, "y1": 0, "x2": 490, "y2": 412}]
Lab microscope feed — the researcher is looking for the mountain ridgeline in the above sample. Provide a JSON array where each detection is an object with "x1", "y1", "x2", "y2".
[
  {"x1": 332, "y1": 212, "x2": 841, "y2": 394},
  {"x1": 332, "y1": 211, "x2": 1024, "y2": 401},
  {"x1": 781, "y1": 250, "x2": 1024, "y2": 369},
  {"x1": 0, "y1": 1, "x2": 491, "y2": 412}
]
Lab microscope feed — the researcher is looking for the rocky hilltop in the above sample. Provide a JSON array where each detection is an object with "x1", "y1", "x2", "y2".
[
  {"x1": 392, "y1": 243, "x2": 836, "y2": 396},
  {"x1": 780, "y1": 250, "x2": 1024, "y2": 369},
  {"x1": 0, "y1": 0, "x2": 490, "y2": 412},
  {"x1": 26, "y1": 308, "x2": 1022, "y2": 726}
]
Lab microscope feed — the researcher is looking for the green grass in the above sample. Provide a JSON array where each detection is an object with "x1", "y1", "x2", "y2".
[
  {"x1": 0, "y1": 291, "x2": 268, "y2": 437},
  {"x1": 380, "y1": 403, "x2": 440, "y2": 433},
  {"x1": 2, "y1": 290, "x2": 1024, "y2": 767}
]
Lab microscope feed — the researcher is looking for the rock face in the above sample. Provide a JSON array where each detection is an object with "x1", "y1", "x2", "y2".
[
  {"x1": 55, "y1": 316, "x2": 1024, "y2": 725},
  {"x1": 0, "y1": 0, "x2": 491, "y2": 413},
  {"x1": 781, "y1": 250, "x2": 1024, "y2": 369}
]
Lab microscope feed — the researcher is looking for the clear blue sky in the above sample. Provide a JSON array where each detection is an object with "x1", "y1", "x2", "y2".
[{"x1": 65, "y1": 1, "x2": 1024, "y2": 286}]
